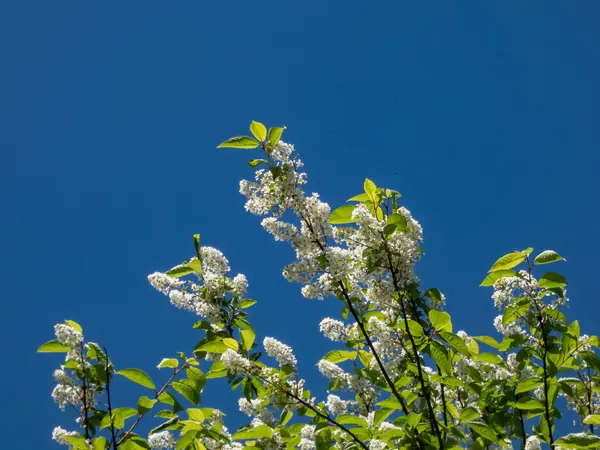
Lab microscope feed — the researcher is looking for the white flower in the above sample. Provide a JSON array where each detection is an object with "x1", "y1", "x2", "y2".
[
  {"x1": 54, "y1": 324, "x2": 83, "y2": 348},
  {"x1": 221, "y1": 349, "x2": 253, "y2": 374},
  {"x1": 148, "y1": 431, "x2": 177, "y2": 449},
  {"x1": 369, "y1": 439, "x2": 387, "y2": 450},
  {"x1": 148, "y1": 272, "x2": 184, "y2": 295},
  {"x1": 525, "y1": 436, "x2": 541, "y2": 450},
  {"x1": 231, "y1": 274, "x2": 248, "y2": 294},
  {"x1": 199, "y1": 247, "x2": 230, "y2": 275},
  {"x1": 326, "y1": 394, "x2": 350, "y2": 416},
  {"x1": 51, "y1": 427, "x2": 79, "y2": 446},
  {"x1": 317, "y1": 359, "x2": 349, "y2": 382},
  {"x1": 319, "y1": 318, "x2": 350, "y2": 342},
  {"x1": 263, "y1": 337, "x2": 297, "y2": 367},
  {"x1": 299, "y1": 425, "x2": 316, "y2": 450}
]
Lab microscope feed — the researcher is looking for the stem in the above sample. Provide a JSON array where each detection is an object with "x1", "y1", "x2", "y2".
[
  {"x1": 103, "y1": 348, "x2": 118, "y2": 450},
  {"x1": 79, "y1": 342, "x2": 90, "y2": 440},
  {"x1": 383, "y1": 242, "x2": 443, "y2": 449},
  {"x1": 117, "y1": 363, "x2": 189, "y2": 445},
  {"x1": 519, "y1": 408, "x2": 526, "y2": 450}
]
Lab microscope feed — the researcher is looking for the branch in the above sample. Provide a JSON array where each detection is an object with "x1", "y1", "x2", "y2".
[
  {"x1": 116, "y1": 363, "x2": 189, "y2": 446},
  {"x1": 103, "y1": 348, "x2": 118, "y2": 450}
]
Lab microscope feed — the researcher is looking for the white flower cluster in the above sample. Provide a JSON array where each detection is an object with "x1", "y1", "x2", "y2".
[
  {"x1": 51, "y1": 426, "x2": 79, "y2": 446},
  {"x1": 54, "y1": 324, "x2": 83, "y2": 348},
  {"x1": 263, "y1": 337, "x2": 297, "y2": 367},
  {"x1": 148, "y1": 431, "x2": 177, "y2": 449},
  {"x1": 325, "y1": 394, "x2": 351, "y2": 416},
  {"x1": 221, "y1": 349, "x2": 254, "y2": 374},
  {"x1": 299, "y1": 425, "x2": 316, "y2": 450}
]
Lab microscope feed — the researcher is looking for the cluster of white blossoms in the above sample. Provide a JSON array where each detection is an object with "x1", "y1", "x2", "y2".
[
  {"x1": 148, "y1": 431, "x2": 177, "y2": 449},
  {"x1": 325, "y1": 394, "x2": 351, "y2": 416},
  {"x1": 51, "y1": 426, "x2": 80, "y2": 446},
  {"x1": 148, "y1": 246, "x2": 252, "y2": 325},
  {"x1": 299, "y1": 424, "x2": 316, "y2": 450},
  {"x1": 263, "y1": 337, "x2": 297, "y2": 367},
  {"x1": 54, "y1": 323, "x2": 83, "y2": 348},
  {"x1": 221, "y1": 349, "x2": 255, "y2": 374}
]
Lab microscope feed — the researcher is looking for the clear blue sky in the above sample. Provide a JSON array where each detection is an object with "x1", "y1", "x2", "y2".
[{"x1": 1, "y1": 2, "x2": 599, "y2": 448}]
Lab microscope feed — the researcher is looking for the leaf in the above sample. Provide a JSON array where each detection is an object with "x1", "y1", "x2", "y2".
[
  {"x1": 267, "y1": 127, "x2": 285, "y2": 147},
  {"x1": 460, "y1": 407, "x2": 480, "y2": 422},
  {"x1": 116, "y1": 369, "x2": 156, "y2": 390},
  {"x1": 186, "y1": 408, "x2": 205, "y2": 422},
  {"x1": 64, "y1": 320, "x2": 83, "y2": 333},
  {"x1": 329, "y1": 205, "x2": 357, "y2": 224},
  {"x1": 364, "y1": 178, "x2": 377, "y2": 201},
  {"x1": 515, "y1": 377, "x2": 543, "y2": 394},
  {"x1": 539, "y1": 272, "x2": 567, "y2": 288},
  {"x1": 430, "y1": 341, "x2": 452, "y2": 375},
  {"x1": 138, "y1": 396, "x2": 158, "y2": 414},
  {"x1": 166, "y1": 264, "x2": 195, "y2": 278},
  {"x1": 439, "y1": 332, "x2": 470, "y2": 355},
  {"x1": 240, "y1": 329, "x2": 255, "y2": 351},
  {"x1": 65, "y1": 436, "x2": 92, "y2": 449},
  {"x1": 217, "y1": 136, "x2": 259, "y2": 149},
  {"x1": 468, "y1": 422, "x2": 498, "y2": 443},
  {"x1": 232, "y1": 424, "x2": 273, "y2": 440},
  {"x1": 555, "y1": 433, "x2": 600, "y2": 448},
  {"x1": 249, "y1": 121, "x2": 267, "y2": 142},
  {"x1": 583, "y1": 415, "x2": 600, "y2": 425},
  {"x1": 322, "y1": 350, "x2": 356, "y2": 364},
  {"x1": 429, "y1": 310, "x2": 452, "y2": 332},
  {"x1": 489, "y1": 251, "x2": 526, "y2": 272},
  {"x1": 515, "y1": 398, "x2": 545, "y2": 411},
  {"x1": 248, "y1": 159, "x2": 267, "y2": 168},
  {"x1": 387, "y1": 213, "x2": 409, "y2": 233},
  {"x1": 192, "y1": 234, "x2": 201, "y2": 261},
  {"x1": 172, "y1": 380, "x2": 200, "y2": 405},
  {"x1": 157, "y1": 358, "x2": 179, "y2": 369},
  {"x1": 197, "y1": 340, "x2": 229, "y2": 354},
  {"x1": 474, "y1": 353, "x2": 503, "y2": 365},
  {"x1": 534, "y1": 250, "x2": 565, "y2": 265},
  {"x1": 222, "y1": 338, "x2": 239, "y2": 351},
  {"x1": 480, "y1": 270, "x2": 517, "y2": 287},
  {"x1": 473, "y1": 336, "x2": 503, "y2": 350},
  {"x1": 37, "y1": 340, "x2": 71, "y2": 353},
  {"x1": 150, "y1": 416, "x2": 179, "y2": 435},
  {"x1": 347, "y1": 193, "x2": 370, "y2": 202},
  {"x1": 336, "y1": 415, "x2": 369, "y2": 427},
  {"x1": 91, "y1": 437, "x2": 107, "y2": 450},
  {"x1": 239, "y1": 299, "x2": 256, "y2": 309}
]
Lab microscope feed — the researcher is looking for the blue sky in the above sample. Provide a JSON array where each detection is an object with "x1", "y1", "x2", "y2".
[{"x1": 1, "y1": 2, "x2": 599, "y2": 448}]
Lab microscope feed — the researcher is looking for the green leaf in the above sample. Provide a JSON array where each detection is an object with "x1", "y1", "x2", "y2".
[
  {"x1": 460, "y1": 407, "x2": 480, "y2": 421},
  {"x1": 197, "y1": 340, "x2": 229, "y2": 354},
  {"x1": 430, "y1": 341, "x2": 452, "y2": 375},
  {"x1": 555, "y1": 433, "x2": 600, "y2": 448},
  {"x1": 539, "y1": 272, "x2": 567, "y2": 288},
  {"x1": 583, "y1": 415, "x2": 600, "y2": 425},
  {"x1": 239, "y1": 299, "x2": 256, "y2": 309},
  {"x1": 101, "y1": 408, "x2": 137, "y2": 429},
  {"x1": 249, "y1": 121, "x2": 267, "y2": 142},
  {"x1": 280, "y1": 409, "x2": 293, "y2": 426},
  {"x1": 248, "y1": 159, "x2": 267, "y2": 168},
  {"x1": 336, "y1": 415, "x2": 369, "y2": 427},
  {"x1": 166, "y1": 264, "x2": 195, "y2": 278},
  {"x1": 150, "y1": 416, "x2": 180, "y2": 435},
  {"x1": 515, "y1": 398, "x2": 545, "y2": 411},
  {"x1": 223, "y1": 338, "x2": 239, "y2": 351},
  {"x1": 364, "y1": 178, "x2": 377, "y2": 199},
  {"x1": 439, "y1": 332, "x2": 470, "y2": 356},
  {"x1": 468, "y1": 422, "x2": 498, "y2": 443},
  {"x1": 534, "y1": 250, "x2": 565, "y2": 265},
  {"x1": 347, "y1": 193, "x2": 370, "y2": 202},
  {"x1": 116, "y1": 369, "x2": 156, "y2": 390},
  {"x1": 267, "y1": 127, "x2": 285, "y2": 147},
  {"x1": 329, "y1": 205, "x2": 357, "y2": 224},
  {"x1": 157, "y1": 358, "x2": 179, "y2": 369},
  {"x1": 65, "y1": 436, "x2": 92, "y2": 449},
  {"x1": 473, "y1": 336, "x2": 503, "y2": 350},
  {"x1": 91, "y1": 437, "x2": 107, "y2": 450},
  {"x1": 192, "y1": 234, "x2": 201, "y2": 261},
  {"x1": 217, "y1": 136, "x2": 259, "y2": 149},
  {"x1": 429, "y1": 310, "x2": 452, "y2": 332},
  {"x1": 322, "y1": 350, "x2": 356, "y2": 364},
  {"x1": 186, "y1": 408, "x2": 205, "y2": 422},
  {"x1": 387, "y1": 213, "x2": 409, "y2": 233},
  {"x1": 480, "y1": 270, "x2": 517, "y2": 287},
  {"x1": 474, "y1": 353, "x2": 503, "y2": 365},
  {"x1": 240, "y1": 329, "x2": 255, "y2": 351},
  {"x1": 64, "y1": 320, "x2": 83, "y2": 333},
  {"x1": 138, "y1": 396, "x2": 158, "y2": 415},
  {"x1": 172, "y1": 379, "x2": 200, "y2": 405},
  {"x1": 37, "y1": 340, "x2": 71, "y2": 353},
  {"x1": 232, "y1": 424, "x2": 273, "y2": 440},
  {"x1": 515, "y1": 377, "x2": 543, "y2": 394},
  {"x1": 489, "y1": 251, "x2": 526, "y2": 272}
]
